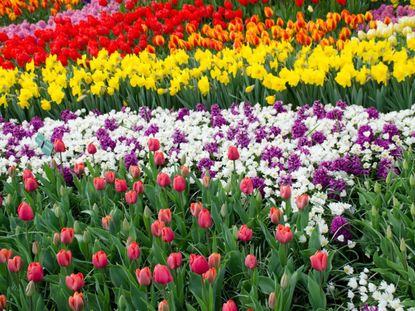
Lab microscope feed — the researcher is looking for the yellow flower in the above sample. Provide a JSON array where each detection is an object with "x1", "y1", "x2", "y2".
[
  {"x1": 371, "y1": 62, "x2": 389, "y2": 84},
  {"x1": 265, "y1": 95, "x2": 275, "y2": 105},
  {"x1": 41, "y1": 99, "x2": 51, "y2": 111},
  {"x1": 245, "y1": 85, "x2": 255, "y2": 93},
  {"x1": 0, "y1": 95, "x2": 7, "y2": 107},
  {"x1": 198, "y1": 76, "x2": 209, "y2": 96}
]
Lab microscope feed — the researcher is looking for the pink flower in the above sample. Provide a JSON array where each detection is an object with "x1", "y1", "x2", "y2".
[
  {"x1": 167, "y1": 252, "x2": 182, "y2": 270},
  {"x1": 127, "y1": 242, "x2": 140, "y2": 261},
  {"x1": 239, "y1": 177, "x2": 253, "y2": 195},
  {"x1": 310, "y1": 250, "x2": 328, "y2": 272},
  {"x1": 244, "y1": 254, "x2": 257, "y2": 269},
  {"x1": 238, "y1": 224, "x2": 252, "y2": 242},
  {"x1": 153, "y1": 264, "x2": 173, "y2": 284}
]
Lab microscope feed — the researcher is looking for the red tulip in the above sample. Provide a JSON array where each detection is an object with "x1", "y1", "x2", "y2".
[
  {"x1": 148, "y1": 138, "x2": 160, "y2": 151},
  {"x1": 279, "y1": 185, "x2": 291, "y2": 200},
  {"x1": 61, "y1": 228, "x2": 74, "y2": 244},
  {"x1": 269, "y1": 207, "x2": 282, "y2": 225},
  {"x1": 127, "y1": 241, "x2": 140, "y2": 261},
  {"x1": 136, "y1": 267, "x2": 152, "y2": 286},
  {"x1": 17, "y1": 202, "x2": 34, "y2": 221},
  {"x1": 27, "y1": 262, "x2": 44, "y2": 282},
  {"x1": 57, "y1": 250, "x2": 72, "y2": 267},
  {"x1": 133, "y1": 180, "x2": 144, "y2": 194},
  {"x1": 189, "y1": 254, "x2": 209, "y2": 275},
  {"x1": 74, "y1": 163, "x2": 85, "y2": 175},
  {"x1": 129, "y1": 165, "x2": 140, "y2": 178},
  {"x1": 7, "y1": 256, "x2": 22, "y2": 273},
  {"x1": 54, "y1": 139, "x2": 65, "y2": 153},
  {"x1": 180, "y1": 165, "x2": 190, "y2": 176},
  {"x1": 8, "y1": 165, "x2": 16, "y2": 176},
  {"x1": 202, "y1": 267, "x2": 217, "y2": 283},
  {"x1": 208, "y1": 253, "x2": 221, "y2": 268},
  {"x1": 167, "y1": 252, "x2": 182, "y2": 270},
  {"x1": 115, "y1": 179, "x2": 128, "y2": 192},
  {"x1": 92, "y1": 251, "x2": 108, "y2": 269},
  {"x1": 151, "y1": 220, "x2": 165, "y2": 237},
  {"x1": 0, "y1": 195, "x2": 2, "y2": 207},
  {"x1": 336, "y1": 0, "x2": 346, "y2": 5},
  {"x1": 198, "y1": 208, "x2": 212, "y2": 229},
  {"x1": 238, "y1": 225, "x2": 253, "y2": 242},
  {"x1": 244, "y1": 254, "x2": 257, "y2": 269},
  {"x1": 158, "y1": 208, "x2": 172, "y2": 224},
  {"x1": 0, "y1": 295, "x2": 6, "y2": 310},
  {"x1": 310, "y1": 250, "x2": 328, "y2": 272},
  {"x1": 153, "y1": 264, "x2": 173, "y2": 284},
  {"x1": 190, "y1": 202, "x2": 203, "y2": 217},
  {"x1": 68, "y1": 292, "x2": 84, "y2": 311},
  {"x1": 275, "y1": 224, "x2": 293, "y2": 244},
  {"x1": 125, "y1": 190, "x2": 138, "y2": 205},
  {"x1": 268, "y1": 292, "x2": 276, "y2": 309},
  {"x1": 154, "y1": 151, "x2": 165, "y2": 166},
  {"x1": 294, "y1": 0, "x2": 304, "y2": 6},
  {"x1": 240, "y1": 177, "x2": 253, "y2": 195},
  {"x1": 102, "y1": 215, "x2": 112, "y2": 230},
  {"x1": 93, "y1": 177, "x2": 106, "y2": 190},
  {"x1": 158, "y1": 299, "x2": 169, "y2": 311},
  {"x1": 104, "y1": 171, "x2": 115, "y2": 183},
  {"x1": 66, "y1": 273, "x2": 85, "y2": 291},
  {"x1": 295, "y1": 194, "x2": 309, "y2": 210},
  {"x1": 173, "y1": 175, "x2": 186, "y2": 192},
  {"x1": 0, "y1": 249, "x2": 12, "y2": 263},
  {"x1": 22, "y1": 169, "x2": 33, "y2": 180},
  {"x1": 157, "y1": 172, "x2": 171, "y2": 187},
  {"x1": 222, "y1": 299, "x2": 237, "y2": 311},
  {"x1": 24, "y1": 177, "x2": 38, "y2": 192},
  {"x1": 227, "y1": 145, "x2": 240, "y2": 161},
  {"x1": 87, "y1": 143, "x2": 97, "y2": 154},
  {"x1": 161, "y1": 227, "x2": 175, "y2": 243}
]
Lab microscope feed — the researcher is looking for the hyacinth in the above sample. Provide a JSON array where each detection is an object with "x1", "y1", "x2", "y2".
[
  {"x1": 359, "y1": 305, "x2": 379, "y2": 311},
  {"x1": 330, "y1": 216, "x2": 352, "y2": 243}
]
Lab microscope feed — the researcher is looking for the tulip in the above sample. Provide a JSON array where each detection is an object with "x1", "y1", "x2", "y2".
[
  {"x1": 275, "y1": 224, "x2": 293, "y2": 244},
  {"x1": 154, "y1": 151, "x2": 166, "y2": 166},
  {"x1": 7, "y1": 256, "x2": 23, "y2": 272},
  {"x1": 158, "y1": 209, "x2": 172, "y2": 224},
  {"x1": 22, "y1": 169, "x2": 33, "y2": 180},
  {"x1": 190, "y1": 202, "x2": 203, "y2": 217},
  {"x1": 161, "y1": 227, "x2": 175, "y2": 243},
  {"x1": 167, "y1": 252, "x2": 182, "y2": 270},
  {"x1": 153, "y1": 264, "x2": 173, "y2": 284},
  {"x1": 53, "y1": 233, "x2": 61, "y2": 246},
  {"x1": 151, "y1": 220, "x2": 165, "y2": 237},
  {"x1": 264, "y1": 6, "x2": 273, "y2": 18},
  {"x1": 125, "y1": 190, "x2": 138, "y2": 205},
  {"x1": 148, "y1": 138, "x2": 160, "y2": 151},
  {"x1": 129, "y1": 165, "x2": 140, "y2": 178},
  {"x1": 27, "y1": 262, "x2": 44, "y2": 282},
  {"x1": 222, "y1": 299, "x2": 237, "y2": 311},
  {"x1": 0, "y1": 195, "x2": 2, "y2": 207},
  {"x1": 208, "y1": 253, "x2": 221, "y2": 268},
  {"x1": 310, "y1": 250, "x2": 328, "y2": 272},
  {"x1": 57, "y1": 250, "x2": 72, "y2": 267},
  {"x1": 133, "y1": 181, "x2": 144, "y2": 194},
  {"x1": 240, "y1": 177, "x2": 254, "y2": 195},
  {"x1": 238, "y1": 225, "x2": 253, "y2": 242},
  {"x1": 0, "y1": 295, "x2": 5, "y2": 310},
  {"x1": 54, "y1": 139, "x2": 65, "y2": 153},
  {"x1": 0, "y1": 249, "x2": 12, "y2": 263},
  {"x1": 8, "y1": 165, "x2": 16, "y2": 176},
  {"x1": 61, "y1": 228, "x2": 74, "y2": 244},
  {"x1": 173, "y1": 175, "x2": 186, "y2": 192},
  {"x1": 102, "y1": 215, "x2": 112, "y2": 230},
  {"x1": 74, "y1": 163, "x2": 85, "y2": 175},
  {"x1": 127, "y1": 242, "x2": 140, "y2": 261},
  {"x1": 87, "y1": 143, "x2": 97, "y2": 154},
  {"x1": 280, "y1": 185, "x2": 291, "y2": 200},
  {"x1": 269, "y1": 207, "x2": 282, "y2": 225},
  {"x1": 295, "y1": 194, "x2": 309, "y2": 210},
  {"x1": 93, "y1": 177, "x2": 106, "y2": 190},
  {"x1": 92, "y1": 251, "x2": 108, "y2": 269},
  {"x1": 198, "y1": 209, "x2": 212, "y2": 229},
  {"x1": 17, "y1": 202, "x2": 34, "y2": 221},
  {"x1": 157, "y1": 172, "x2": 171, "y2": 187},
  {"x1": 66, "y1": 273, "x2": 85, "y2": 291},
  {"x1": 68, "y1": 292, "x2": 84, "y2": 311},
  {"x1": 158, "y1": 299, "x2": 169, "y2": 311},
  {"x1": 244, "y1": 254, "x2": 257, "y2": 269},
  {"x1": 26, "y1": 280, "x2": 36, "y2": 297},
  {"x1": 115, "y1": 179, "x2": 128, "y2": 192},
  {"x1": 104, "y1": 171, "x2": 115, "y2": 183},
  {"x1": 136, "y1": 267, "x2": 152, "y2": 286},
  {"x1": 202, "y1": 175, "x2": 210, "y2": 187},
  {"x1": 227, "y1": 145, "x2": 240, "y2": 161},
  {"x1": 180, "y1": 165, "x2": 190, "y2": 176},
  {"x1": 189, "y1": 254, "x2": 209, "y2": 275},
  {"x1": 202, "y1": 267, "x2": 217, "y2": 284},
  {"x1": 24, "y1": 177, "x2": 38, "y2": 192},
  {"x1": 294, "y1": 0, "x2": 304, "y2": 6},
  {"x1": 268, "y1": 292, "x2": 276, "y2": 309}
]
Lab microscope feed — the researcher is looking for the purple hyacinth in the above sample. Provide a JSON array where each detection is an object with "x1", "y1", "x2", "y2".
[
  {"x1": 51, "y1": 125, "x2": 70, "y2": 142},
  {"x1": 177, "y1": 108, "x2": 190, "y2": 121},
  {"x1": 312, "y1": 100, "x2": 326, "y2": 119},
  {"x1": 144, "y1": 124, "x2": 159, "y2": 136},
  {"x1": 210, "y1": 104, "x2": 227, "y2": 128},
  {"x1": 311, "y1": 131, "x2": 326, "y2": 145},
  {"x1": 30, "y1": 116, "x2": 44, "y2": 131},
  {"x1": 96, "y1": 128, "x2": 116, "y2": 151},
  {"x1": 356, "y1": 125, "x2": 374, "y2": 146},
  {"x1": 139, "y1": 107, "x2": 152, "y2": 122},
  {"x1": 197, "y1": 157, "x2": 216, "y2": 177},
  {"x1": 255, "y1": 126, "x2": 267, "y2": 143},
  {"x1": 365, "y1": 107, "x2": 379, "y2": 119},
  {"x1": 360, "y1": 305, "x2": 378, "y2": 311},
  {"x1": 61, "y1": 110, "x2": 78, "y2": 123},
  {"x1": 273, "y1": 101, "x2": 287, "y2": 114},
  {"x1": 330, "y1": 215, "x2": 352, "y2": 243},
  {"x1": 287, "y1": 153, "x2": 301, "y2": 173},
  {"x1": 382, "y1": 123, "x2": 400, "y2": 140},
  {"x1": 336, "y1": 100, "x2": 348, "y2": 110},
  {"x1": 104, "y1": 118, "x2": 118, "y2": 131},
  {"x1": 291, "y1": 121, "x2": 308, "y2": 139},
  {"x1": 204, "y1": 142, "x2": 219, "y2": 155},
  {"x1": 196, "y1": 103, "x2": 207, "y2": 112},
  {"x1": 124, "y1": 152, "x2": 138, "y2": 169},
  {"x1": 326, "y1": 108, "x2": 343, "y2": 121},
  {"x1": 172, "y1": 129, "x2": 188, "y2": 145},
  {"x1": 261, "y1": 146, "x2": 283, "y2": 167},
  {"x1": 59, "y1": 166, "x2": 74, "y2": 186}
]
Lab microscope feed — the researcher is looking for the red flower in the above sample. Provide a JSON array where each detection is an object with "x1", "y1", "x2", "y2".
[
  {"x1": 68, "y1": 292, "x2": 84, "y2": 311},
  {"x1": 153, "y1": 264, "x2": 173, "y2": 284},
  {"x1": 133, "y1": 180, "x2": 144, "y2": 194},
  {"x1": 66, "y1": 273, "x2": 85, "y2": 291},
  {"x1": 22, "y1": 169, "x2": 33, "y2": 180},
  {"x1": 244, "y1": 254, "x2": 257, "y2": 269},
  {"x1": 0, "y1": 249, "x2": 12, "y2": 263},
  {"x1": 227, "y1": 145, "x2": 239, "y2": 161},
  {"x1": 61, "y1": 228, "x2": 75, "y2": 244},
  {"x1": 17, "y1": 202, "x2": 34, "y2": 221},
  {"x1": 87, "y1": 143, "x2": 97, "y2": 154},
  {"x1": 125, "y1": 190, "x2": 138, "y2": 205},
  {"x1": 92, "y1": 251, "x2": 108, "y2": 269},
  {"x1": 310, "y1": 250, "x2": 328, "y2": 272},
  {"x1": 93, "y1": 177, "x2": 106, "y2": 190},
  {"x1": 57, "y1": 250, "x2": 72, "y2": 267},
  {"x1": 74, "y1": 163, "x2": 85, "y2": 175},
  {"x1": 136, "y1": 267, "x2": 152, "y2": 286},
  {"x1": 158, "y1": 208, "x2": 172, "y2": 224},
  {"x1": 151, "y1": 220, "x2": 165, "y2": 237},
  {"x1": 173, "y1": 175, "x2": 186, "y2": 192},
  {"x1": 53, "y1": 139, "x2": 65, "y2": 153},
  {"x1": 238, "y1": 224, "x2": 253, "y2": 242},
  {"x1": 269, "y1": 207, "x2": 282, "y2": 225},
  {"x1": 336, "y1": 0, "x2": 346, "y2": 5},
  {"x1": 161, "y1": 227, "x2": 175, "y2": 243},
  {"x1": 208, "y1": 253, "x2": 221, "y2": 268},
  {"x1": 190, "y1": 202, "x2": 203, "y2": 217},
  {"x1": 129, "y1": 165, "x2": 140, "y2": 178},
  {"x1": 148, "y1": 138, "x2": 160, "y2": 151},
  {"x1": 222, "y1": 299, "x2": 237, "y2": 311},
  {"x1": 202, "y1": 267, "x2": 217, "y2": 283},
  {"x1": 24, "y1": 177, "x2": 38, "y2": 192},
  {"x1": 189, "y1": 254, "x2": 209, "y2": 275},
  {"x1": 127, "y1": 241, "x2": 140, "y2": 261},
  {"x1": 158, "y1": 300, "x2": 169, "y2": 311},
  {"x1": 294, "y1": 0, "x2": 304, "y2": 6},
  {"x1": 197, "y1": 208, "x2": 212, "y2": 229},
  {"x1": 275, "y1": 224, "x2": 293, "y2": 244},
  {"x1": 115, "y1": 179, "x2": 128, "y2": 192},
  {"x1": 154, "y1": 151, "x2": 165, "y2": 166},
  {"x1": 295, "y1": 194, "x2": 309, "y2": 210},
  {"x1": 7, "y1": 256, "x2": 23, "y2": 272},
  {"x1": 240, "y1": 177, "x2": 254, "y2": 195},
  {"x1": 0, "y1": 295, "x2": 6, "y2": 311},
  {"x1": 27, "y1": 262, "x2": 44, "y2": 282},
  {"x1": 157, "y1": 172, "x2": 171, "y2": 187},
  {"x1": 104, "y1": 171, "x2": 115, "y2": 183},
  {"x1": 279, "y1": 185, "x2": 291, "y2": 200},
  {"x1": 167, "y1": 252, "x2": 182, "y2": 270}
]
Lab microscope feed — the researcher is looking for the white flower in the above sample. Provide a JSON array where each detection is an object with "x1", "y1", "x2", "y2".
[
  {"x1": 344, "y1": 265, "x2": 354, "y2": 275},
  {"x1": 348, "y1": 277, "x2": 358, "y2": 289}
]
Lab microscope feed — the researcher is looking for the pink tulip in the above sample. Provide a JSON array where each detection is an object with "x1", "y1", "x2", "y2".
[
  {"x1": 244, "y1": 254, "x2": 257, "y2": 269},
  {"x1": 125, "y1": 190, "x2": 138, "y2": 205},
  {"x1": 157, "y1": 172, "x2": 171, "y2": 187},
  {"x1": 275, "y1": 224, "x2": 293, "y2": 244},
  {"x1": 68, "y1": 292, "x2": 84, "y2": 311},
  {"x1": 27, "y1": 262, "x2": 44, "y2": 282},
  {"x1": 136, "y1": 267, "x2": 152, "y2": 286},
  {"x1": 161, "y1": 227, "x2": 175, "y2": 243},
  {"x1": 65, "y1": 273, "x2": 85, "y2": 291},
  {"x1": 238, "y1": 225, "x2": 253, "y2": 242},
  {"x1": 227, "y1": 145, "x2": 240, "y2": 161},
  {"x1": 173, "y1": 175, "x2": 186, "y2": 192},
  {"x1": 148, "y1": 138, "x2": 160, "y2": 152},
  {"x1": 189, "y1": 254, "x2": 209, "y2": 275},
  {"x1": 295, "y1": 194, "x2": 309, "y2": 210},
  {"x1": 56, "y1": 250, "x2": 72, "y2": 267},
  {"x1": 198, "y1": 209, "x2": 212, "y2": 229},
  {"x1": 61, "y1": 228, "x2": 74, "y2": 244},
  {"x1": 158, "y1": 208, "x2": 172, "y2": 224},
  {"x1": 127, "y1": 242, "x2": 140, "y2": 261},
  {"x1": 280, "y1": 185, "x2": 291, "y2": 200},
  {"x1": 153, "y1": 264, "x2": 173, "y2": 284},
  {"x1": 17, "y1": 202, "x2": 33, "y2": 221},
  {"x1": 240, "y1": 177, "x2": 253, "y2": 195},
  {"x1": 310, "y1": 250, "x2": 328, "y2": 272},
  {"x1": 167, "y1": 252, "x2": 182, "y2": 270},
  {"x1": 92, "y1": 251, "x2": 108, "y2": 269},
  {"x1": 222, "y1": 299, "x2": 237, "y2": 311},
  {"x1": 7, "y1": 256, "x2": 23, "y2": 272}
]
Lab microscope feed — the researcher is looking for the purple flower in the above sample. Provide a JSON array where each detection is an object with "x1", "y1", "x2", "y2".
[
  {"x1": 104, "y1": 118, "x2": 118, "y2": 131},
  {"x1": 203, "y1": 142, "x2": 219, "y2": 155},
  {"x1": 273, "y1": 101, "x2": 287, "y2": 114},
  {"x1": 61, "y1": 110, "x2": 78, "y2": 123},
  {"x1": 287, "y1": 153, "x2": 301, "y2": 173},
  {"x1": 172, "y1": 129, "x2": 188, "y2": 145},
  {"x1": 291, "y1": 121, "x2": 308, "y2": 139},
  {"x1": 139, "y1": 107, "x2": 152, "y2": 122},
  {"x1": 177, "y1": 108, "x2": 190, "y2": 121},
  {"x1": 30, "y1": 117, "x2": 44, "y2": 131},
  {"x1": 330, "y1": 215, "x2": 352, "y2": 243},
  {"x1": 124, "y1": 152, "x2": 138, "y2": 169},
  {"x1": 197, "y1": 158, "x2": 216, "y2": 177},
  {"x1": 311, "y1": 131, "x2": 326, "y2": 144},
  {"x1": 359, "y1": 305, "x2": 378, "y2": 311},
  {"x1": 144, "y1": 124, "x2": 159, "y2": 136},
  {"x1": 365, "y1": 107, "x2": 379, "y2": 119},
  {"x1": 261, "y1": 146, "x2": 282, "y2": 167},
  {"x1": 312, "y1": 100, "x2": 326, "y2": 119},
  {"x1": 196, "y1": 103, "x2": 207, "y2": 112},
  {"x1": 51, "y1": 125, "x2": 70, "y2": 142},
  {"x1": 59, "y1": 166, "x2": 74, "y2": 186}
]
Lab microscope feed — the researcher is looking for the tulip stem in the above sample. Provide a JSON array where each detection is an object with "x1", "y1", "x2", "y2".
[{"x1": 206, "y1": 230, "x2": 211, "y2": 253}]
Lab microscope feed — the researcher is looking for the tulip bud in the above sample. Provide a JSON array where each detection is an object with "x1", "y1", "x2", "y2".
[
  {"x1": 400, "y1": 238, "x2": 407, "y2": 253},
  {"x1": 411, "y1": 203, "x2": 415, "y2": 218},
  {"x1": 386, "y1": 171, "x2": 393, "y2": 184},
  {"x1": 53, "y1": 233, "x2": 61, "y2": 246},
  {"x1": 122, "y1": 219, "x2": 130, "y2": 234},
  {"x1": 0, "y1": 294, "x2": 6, "y2": 310},
  {"x1": 93, "y1": 203, "x2": 99, "y2": 214},
  {"x1": 410, "y1": 174, "x2": 415, "y2": 187},
  {"x1": 158, "y1": 299, "x2": 169, "y2": 311},
  {"x1": 364, "y1": 180, "x2": 370, "y2": 189},
  {"x1": 83, "y1": 230, "x2": 91, "y2": 244},
  {"x1": 87, "y1": 143, "x2": 97, "y2": 155},
  {"x1": 220, "y1": 204, "x2": 227, "y2": 217},
  {"x1": 26, "y1": 281, "x2": 36, "y2": 297},
  {"x1": 386, "y1": 225, "x2": 393, "y2": 240},
  {"x1": 180, "y1": 165, "x2": 190, "y2": 176},
  {"x1": 403, "y1": 159, "x2": 409, "y2": 170},
  {"x1": 74, "y1": 221, "x2": 81, "y2": 233},
  {"x1": 32, "y1": 241, "x2": 39, "y2": 255},
  {"x1": 268, "y1": 292, "x2": 276, "y2": 309},
  {"x1": 6, "y1": 194, "x2": 12, "y2": 206},
  {"x1": 144, "y1": 206, "x2": 152, "y2": 218},
  {"x1": 280, "y1": 272, "x2": 289, "y2": 290},
  {"x1": 60, "y1": 185, "x2": 65, "y2": 197},
  {"x1": 374, "y1": 182, "x2": 381, "y2": 194},
  {"x1": 129, "y1": 165, "x2": 140, "y2": 178},
  {"x1": 393, "y1": 197, "x2": 400, "y2": 209},
  {"x1": 202, "y1": 175, "x2": 210, "y2": 187}
]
